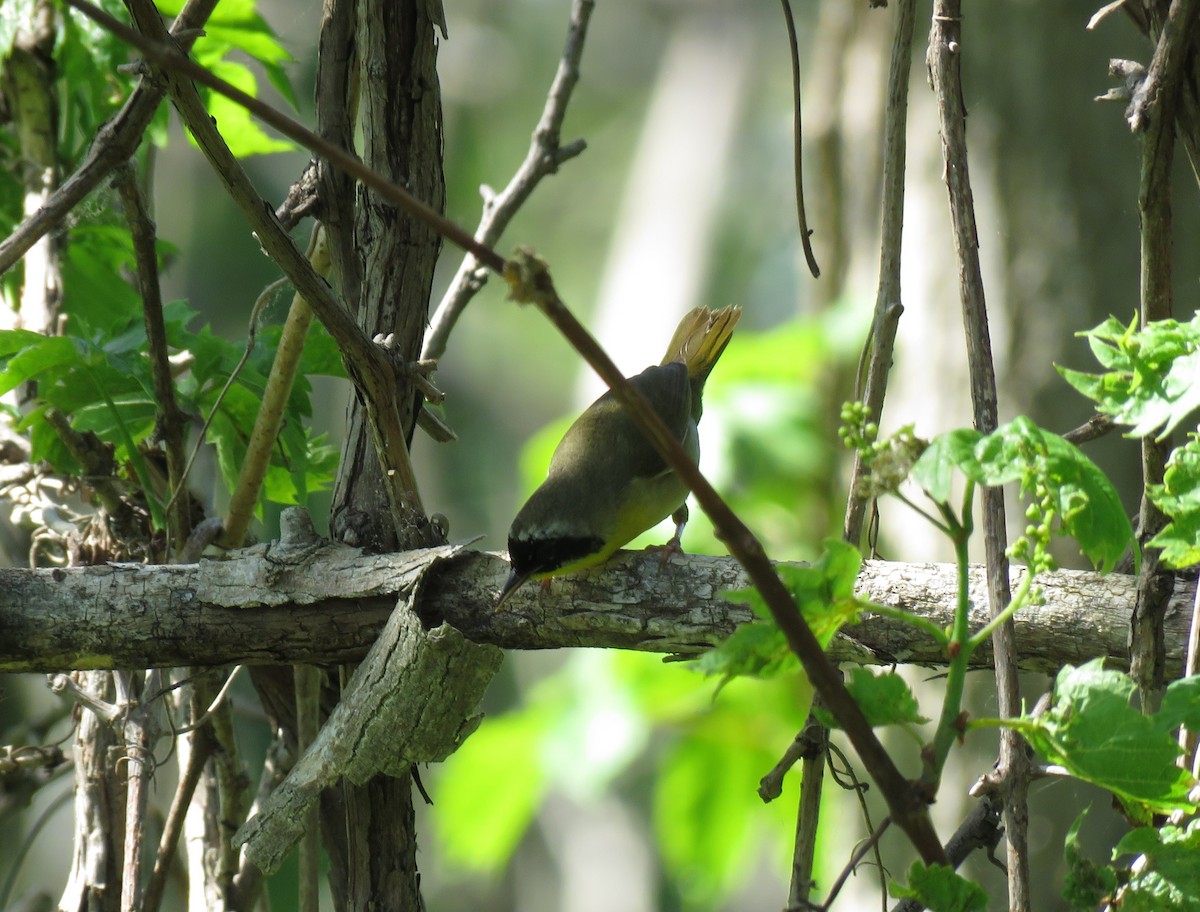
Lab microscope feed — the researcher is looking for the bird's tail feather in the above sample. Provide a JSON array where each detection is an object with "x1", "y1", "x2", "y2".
[{"x1": 660, "y1": 305, "x2": 742, "y2": 384}]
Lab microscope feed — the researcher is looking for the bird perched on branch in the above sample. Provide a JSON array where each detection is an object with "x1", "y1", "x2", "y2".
[{"x1": 496, "y1": 305, "x2": 741, "y2": 609}]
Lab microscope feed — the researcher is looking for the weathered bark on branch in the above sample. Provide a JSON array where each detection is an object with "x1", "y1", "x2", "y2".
[{"x1": 0, "y1": 545, "x2": 1188, "y2": 676}]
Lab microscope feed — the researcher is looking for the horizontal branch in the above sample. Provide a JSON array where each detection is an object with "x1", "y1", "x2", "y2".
[{"x1": 0, "y1": 543, "x2": 1188, "y2": 675}]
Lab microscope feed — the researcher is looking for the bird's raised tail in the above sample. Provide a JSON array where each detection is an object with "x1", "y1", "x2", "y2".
[{"x1": 660, "y1": 305, "x2": 742, "y2": 386}]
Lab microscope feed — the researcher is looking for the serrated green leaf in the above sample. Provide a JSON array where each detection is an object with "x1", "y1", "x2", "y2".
[
  {"x1": 1061, "y1": 313, "x2": 1200, "y2": 440},
  {"x1": 1147, "y1": 435, "x2": 1200, "y2": 568},
  {"x1": 1008, "y1": 660, "x2": 1197, "y2": 814},
  {"x1": 1112, "y1": 820, "x2": 1200, "y2": 912},
  {"x1": 704, "y1": 540, "x2": 865, "y2": 687},
  {"x1": 915, "y1": 418, "x2": 1135, "y2": 573},
  {"x1": 889, "y1": 862, "x2": 987, "y2": 912},
  {"x1": 910, "y1": 428, "x2": 981, "y2": 504},
  {"x1": 1039, "y1": 430, "x2": 1134, "y2": 574},
  {"x1": 0, "y1": 335, "x2": 79, "y2": 396},
  {"x1": 815, "y1": 667, "x2": 926, "y2": 730}
]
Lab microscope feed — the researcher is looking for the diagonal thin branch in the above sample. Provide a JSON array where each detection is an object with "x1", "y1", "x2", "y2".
[
  {"x1": 503, "y1": 250, "x2": 948, "y2": 867},
  {"x1": 422, "y1": 0, "x2": 594, "y2": 362}
]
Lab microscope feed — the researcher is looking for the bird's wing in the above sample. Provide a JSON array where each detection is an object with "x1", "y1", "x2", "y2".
[{"x1": 548, "y1": 362, "x2": 694, "y2": 487}]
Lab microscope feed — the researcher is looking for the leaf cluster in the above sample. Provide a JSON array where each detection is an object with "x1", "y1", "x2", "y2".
[
  {"x1": 1061, "y1": 313, "x2": 1200, "y2": 568},
  {"x1": 0, "y1": 289, "x2": 343, "y2": 524}
]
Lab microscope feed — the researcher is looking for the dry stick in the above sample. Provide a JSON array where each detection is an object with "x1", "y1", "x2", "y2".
[
  {"x1": 143, "y1": 725, "x2": 213, "y2": 912},
  {"x1": 892, "y1": 793, "x2": 1005, "y2": 912},
  {"x1": 504, "y1": 251, "x2": 946, "y2": 866},
  {"x1": 113, "y1": 163, "x2": 192, "y2": 555},
  {"x1": 800, "y1": 4, "x2": 913, "y2": 904},
  {"x1": 313, "y1": 0, "x2": 361, "y2": 317},
  {"x1": 295, "y1": 664, "x2": 321, "y2": 912},
  {"x1": 422, "y1": 0, "x2": 593, "y2": 362},
  {"x1": 1128, "y1": 0, "x2": 1197, "y2": 712},
  {"x1": 820, "y1": 816, "x2": 893, "y2": 911},
  {"x1": 795, "y1": 0, "x2": 915, "y2": 891},
  {"x1": 120, "y1": 669, "x2": 161, "y2": 912},
  {"x1": 778, "y1": 0, "x2": 821, "y2": 279},
  {"x1": 218, "y1": 225, "x2": 324, "y2": 549},
  {"x1": 843, "y1": 0, "x2": 915, "y2": 548},
  {"x1": 927, "y1": 5, "x2": 1029, "y2": 910},
  {"x1": 781, "y1": 706, "x2": 827, "y2": 911},
  {"x1": 0, "y1": 0, "x2": 219, "y2": 275}
]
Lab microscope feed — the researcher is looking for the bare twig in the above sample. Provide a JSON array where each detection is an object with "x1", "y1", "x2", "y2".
[
  {"x1": 120, "y1": 669, "x2": 161, "y2": 912},
  {"x1": 778, "y1": 0, "x2": 821, "y2": 279},
  {"x1": 113, "y1": 163, "x2": 193, "y2": 555},
  {"x1": 1125, "y1": 0, "x2": 1199, "y2": 134},
  {"x1": 927, "y1": 5, "x2": 1029, "y2": 909},
  {"x1": 819, "y1": 816, "x2": 892, "y2": 910},
  {"x1": 295, "y1": 665, "x2": 321, "y2": 912},
  {"x1": 891, "y1": 792, "x2": 1005, "y2": 912},
  {"x1": 218, "y1": 225, "x2": 323, "y2": 549},
  {"x1": 1062, "y1": 412, "x2": 1116, "y2": 446},
  {"x1": 143, "y1": 719, "x2": 212, "y2": 912},
  {"x1": 773, "y1": 709, "x2": 828, "y2": 910},
  {"x1": 107, "y1": 0, "x2": 429, "y2": 538},
  {"x1": 843, "y1": 0, "x2": 916, "y2": 546},
  {"x1": 422, "y1": 0, "x2": 593, "y2": 362}
]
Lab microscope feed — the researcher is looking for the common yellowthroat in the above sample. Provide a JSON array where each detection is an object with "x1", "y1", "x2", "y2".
[{"x1": 496, "y1": 305, "x2": 741, "y2": 609}]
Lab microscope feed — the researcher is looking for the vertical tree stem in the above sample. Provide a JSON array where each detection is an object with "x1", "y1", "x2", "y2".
[{"x1": 927, "y1": 5, "x2": 1029, "y2": 908}]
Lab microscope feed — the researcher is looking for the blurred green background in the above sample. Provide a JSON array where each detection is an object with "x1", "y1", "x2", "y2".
[{"x1": 4, "y1": 0, "x2": 1196, "y2": 909}]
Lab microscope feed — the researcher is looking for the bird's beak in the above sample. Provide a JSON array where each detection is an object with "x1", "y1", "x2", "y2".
[{"x1": 495, "y1": 566, "x2": 533, "y2": 611}]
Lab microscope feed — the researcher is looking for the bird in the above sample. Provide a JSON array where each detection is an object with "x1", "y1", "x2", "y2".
[{"x1": 496, "y1": 305, "x2": 741, "y2": 609}]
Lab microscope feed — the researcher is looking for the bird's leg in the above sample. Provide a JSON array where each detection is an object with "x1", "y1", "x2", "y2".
[{"x1": 646, "y1": 503, "x2": 688, "y2": 565}]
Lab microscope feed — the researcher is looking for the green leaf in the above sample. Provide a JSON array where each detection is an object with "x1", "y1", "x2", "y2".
[
  {"x1": 0, "y1": 334, "x2": 80, "y2": 397},
  {"x1": 431, "y1": 710, "x2": 548, "y2": 873},
  {"x1": 1037, "y1": 428, "x2": 1135, "y2": 574},
  {"x1": 910, "y1": 428, "x2": 981, "y2": 504},
  {"x1": 916, "y1": 418, "x2": 1135, "y2": 573},
  {"x1": 60, "y1": 225, "x2": 141, "y2": 336},
  {"x1": 1059, "y1": 312, "x2": 1200, "y2": 440},
  {"x1": 1147, "y1": 435, "x2": 1200, "y2": 569},
  {"x1": 1007, "y1": 660, "x2": 1198, "y2": 814},
  {"x1": 1112, "y1": 820, "x2": 1200, "y2": 912},
  {"x1": 193, "y1": 59, "x2": 295, "y2": 157},
  {"x1": 1157, "y1": 674, "x2": 1200, "y2": 734},
  {"x1": 815, "y1": 667, "x2": 927, "y2": 730},
  {"x1": 699, "y1": 540, "x2": 866, "y2": 688},
  {"x1": 156, "y1": 0, "x2": 299, "y2": 110},
  {"x1": 1062, "y1": 810, "x2": 1119, "y2": 911},
  {"x1": 889, "y1": 862, "x2": 988, "y2": 912}
]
